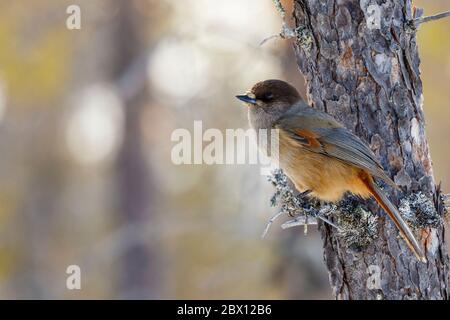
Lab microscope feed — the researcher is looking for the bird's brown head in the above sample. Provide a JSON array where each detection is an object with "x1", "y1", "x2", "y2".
[
  {"x1": 236, "y1": 79, "x2": 301, "y2": 111},
  {"x1": 236, "y1": 79, "x2": 303, "y2": 129}
]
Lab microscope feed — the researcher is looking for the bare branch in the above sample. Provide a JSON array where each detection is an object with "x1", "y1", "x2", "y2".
[
  {"x1": 260, "y1": 0, "x2": 298, "y2": 46},
  {"x1": 261, "y1": 211, "x2": 287, "y2": 238},
  {"x1": 281, "y1": 215, "x2": 317, "y2": 234},
  {"x1": 414, "y1": 10, "x2": 450, "y2": 26},
  {"x1": 260, "y1": 34, "x2": 280, "y2": 46}
]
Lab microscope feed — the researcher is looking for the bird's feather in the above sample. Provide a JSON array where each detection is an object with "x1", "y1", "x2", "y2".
[{"x1": 275, "y1": 107, "x2": 397, "y2": 188}]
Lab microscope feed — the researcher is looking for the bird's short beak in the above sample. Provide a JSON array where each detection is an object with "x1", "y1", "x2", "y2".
[{"x1": 236, "y1": 94, "x2": 257, "y2": 105}]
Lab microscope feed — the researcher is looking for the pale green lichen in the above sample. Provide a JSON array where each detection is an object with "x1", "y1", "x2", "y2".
[
  {"x1": 399, "y1": 192, "x2": 441, "y2": 229},
  {"x1": 272, "y1": 0, "x2": 286, "y2": 19},
  {"x1": 295, "y1": 26, "x2": 314, "y2": 50},
  {"x1": 264, "y1": 169, "x2": 338, "y2": 237},
  {"x1": 337, "y1": 196, "x2": 378, "y2": 250},
  {"x1": 266, "y1": 170, "x2": 379, "y2": 246}
]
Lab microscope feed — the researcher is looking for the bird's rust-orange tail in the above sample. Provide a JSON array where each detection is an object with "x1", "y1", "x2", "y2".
[{"x1": 360, "y1": 172, "x2": 427, "y2": 262}]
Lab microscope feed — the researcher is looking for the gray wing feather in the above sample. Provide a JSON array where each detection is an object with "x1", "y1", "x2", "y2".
[
  {"x1": 276, "y1": 108, "x2": 396, "y2": 187},
  {"x1": 316, "y1": 128, "x2": 395, "y2": 186}
]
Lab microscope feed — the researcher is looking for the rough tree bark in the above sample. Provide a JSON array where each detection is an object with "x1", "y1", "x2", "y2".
[{"x1": 290, "y1": 0, "x2": 449, "y2": 299}]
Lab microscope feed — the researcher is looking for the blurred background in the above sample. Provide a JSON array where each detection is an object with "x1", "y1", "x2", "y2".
[{"x1": 0, "y1": 0, "x2": 448, "y2": 299}]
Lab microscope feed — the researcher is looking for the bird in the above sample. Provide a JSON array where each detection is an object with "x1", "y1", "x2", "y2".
[{"x1": 236, "y1": 79, "x2": 426, "y2": 262}]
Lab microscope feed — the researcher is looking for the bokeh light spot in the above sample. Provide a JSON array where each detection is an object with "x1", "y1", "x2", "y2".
[
  {"x1": 148, "y1": 38, "x2": 211, "y2": 103},
  {"x1": 66, "y1": 84, "x2": 124, "y2": 165}
]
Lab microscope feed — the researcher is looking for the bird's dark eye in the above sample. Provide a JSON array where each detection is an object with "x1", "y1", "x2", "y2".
[{"x1": 263, "y1": 92, "x2": 274, "y2": 101}]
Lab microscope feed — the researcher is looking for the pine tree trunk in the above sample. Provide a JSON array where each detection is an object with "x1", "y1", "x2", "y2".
[{"x1": 291, "y1": 0, "x2": 449, "y2": 299}]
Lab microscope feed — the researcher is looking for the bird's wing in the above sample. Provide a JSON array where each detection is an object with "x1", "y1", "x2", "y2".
[{"x1": 275, "y1": 110, "x2": 396, "y2": 187}]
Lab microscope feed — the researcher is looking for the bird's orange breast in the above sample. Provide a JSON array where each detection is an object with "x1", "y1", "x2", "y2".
[{"x1": 278, "y1": 131, "x2": 372, "y2": 202}]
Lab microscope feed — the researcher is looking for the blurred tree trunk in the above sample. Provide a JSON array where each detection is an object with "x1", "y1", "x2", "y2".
[
  {"x1": 111, "y1": 1, "x2": 159, "y2": 298},
  {"x1": 292, "y1": 0, "x2": 449, "y2": 299}
]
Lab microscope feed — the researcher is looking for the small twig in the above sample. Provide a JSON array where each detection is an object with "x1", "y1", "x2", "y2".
[
  {"x1": 316, "y1": 204, "x2": 342, "y2": 231},
  {"x1": 260, "y1": 0, "x2": 298, "y2": 46},
  {"x1": 260, "y1": 24, "x2": 305, "y2": 46},
  {"x1": 261, "y1": 211, "x2": 287, "y2": 238},
  {"x1": 316, "y1": 215, "x2": 342, "y2": 231},
  {"x1": 279, "y1": 204, "x2": 342, "y2": 234},
  {"x1": 261, "y1": 1, "x2": 312, "y2": 48},
  {"x1": 413, "y1": 10, "x2": 450, "y2": 27},
  {"x1": 260, "y1": 34, "x2": 280, "y2": 46},
  {"x1": 280, "y1": 212, "x2": 341, "y2": 233},
  {"x1": 281, "y1": 215, "x2": 317, "y2": 230}
]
